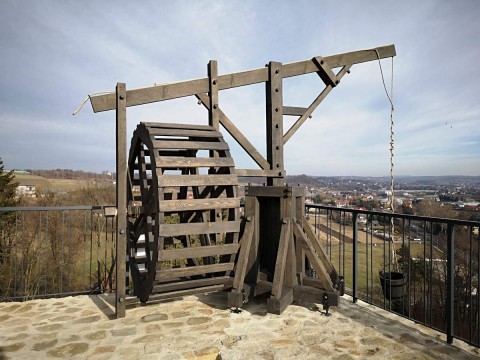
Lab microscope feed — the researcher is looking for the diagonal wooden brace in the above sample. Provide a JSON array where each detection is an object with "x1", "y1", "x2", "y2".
[{"x1": 312, "y1": 56, "x2": 338, "y2": 87}]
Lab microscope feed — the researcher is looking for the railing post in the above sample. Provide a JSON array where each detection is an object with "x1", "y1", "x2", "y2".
[
  {"x1": 446, "y1": 222, "x2": 455, "y2": 344},
  {"x1": 352, "y1": 211, "x2": 358, "y2": 303}
]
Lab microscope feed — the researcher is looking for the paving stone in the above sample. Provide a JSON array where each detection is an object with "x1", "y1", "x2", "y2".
[
  {"x1": 85, "y1": 330, "x2": 108, "y2": 340},
  {"x1": 0, "y1": 314, "x2": 11, "y2": 322},
  {"x1": 76, "y1": 314, "x2": 102, "y2": 324},
  {"x1": 141, "y1": 313, "x2": 168, "y2": 322},
  {"x1": 187, "y1": 316, "x2": 211, "y2": 325},
  {"x1": 47, "y1": 342, "x2": 89, "y2": 358},
  {"x1": 35, "y1": 323, "x2": 64, "y2": 332},
  {"x1": 171, "y1": 311, "x2": 190, "y2": 319},
  {"x1": 3, "y1": 342, "x2": 26, "y2": 352},
  {"x1": 32, "y1": 339, "x2": 58, "y2": 351},
  {"x1": 110, "y1": 327, "x2": 137, "y2": 337}
]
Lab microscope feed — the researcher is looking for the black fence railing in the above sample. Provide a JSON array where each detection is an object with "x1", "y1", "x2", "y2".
[
  {"x1": 0, "y1": 206, "x2": 117, "y2": 301},
  {"x1": 306, "y1": 204, "x2": 480, "y2": 347}
]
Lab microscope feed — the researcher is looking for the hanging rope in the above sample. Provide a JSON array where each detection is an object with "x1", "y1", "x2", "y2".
[
  {"x1": 373, "y1": 50, "x2": 396, "y2": 269},
  {"x1": 72, "y1": 92, "x2": 112, "y2": 116}
]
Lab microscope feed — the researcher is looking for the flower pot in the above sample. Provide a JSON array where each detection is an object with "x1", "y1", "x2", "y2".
[{"x1": 379, "y1": 271, "x2": 406, "y2": 300}]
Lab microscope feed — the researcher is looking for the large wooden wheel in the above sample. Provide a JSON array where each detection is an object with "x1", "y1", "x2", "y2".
[{"x1": 127, "y1": 122, "x2": 240, "y2": 303}]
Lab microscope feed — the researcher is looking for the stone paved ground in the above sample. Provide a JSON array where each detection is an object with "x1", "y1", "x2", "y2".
[{"x1": 0, "y1": 292, "x2": 479, "y2": 359}]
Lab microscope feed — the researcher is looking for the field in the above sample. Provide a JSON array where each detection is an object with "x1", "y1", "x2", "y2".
[{"x1": 14, "y1": 173, "x2": 111, "y2": 191}]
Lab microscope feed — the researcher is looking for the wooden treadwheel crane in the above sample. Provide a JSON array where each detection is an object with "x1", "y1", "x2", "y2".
[{"x1": 88, "y1": 44, "x2": 396, "y2": 318}]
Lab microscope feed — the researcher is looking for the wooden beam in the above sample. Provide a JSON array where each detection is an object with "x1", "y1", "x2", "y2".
[
  {"x1": 283, "y1": 106, "x2": 308, "y2": 116},
  {"x1": 159, "y1": 198, "x2": 240, "y2": 212},
  {"x1": 115, "y1": 83, "x2": 127, "y2": 319},
  {"x1": 196, "y1": 93, "x2": 270, "y2": 170},
  {"x1": 283, "y1": 65, "x2": 351, "y2": 144},
  {"x1": 159, "y1": 221, "x2": 240, "y2": 237},
  {"x1": 152, "y1": 140, "x2": 229, "y2": 151},
  {"x1": 266, "y1": 61, "x2": 284, "y2": 186},
  {"x1": 270, "y1": 219, "x2": 291, "y2": 299},
  {"x1": 235, "y1": 169, "x2": 285, "y2": 177},
  {"x1": 208, "y1": 60, "x2": 220, "y2": 130},
  {"x1": 155, "y1": 262, "x2": 234, "y2": 278},
  {"x1": 312, "y1": 56, "x2": 338, "y2": 87},
  {"x1": 90, "y1": 45, "x2": 396, "y2": 112},
  {"x1": 153, "y1": 276, "x2": 231, "y2": 293},
  {"x1": 156, "y1": 174, "x2": 238, "y2": 187},
  {"x1": 157, "y1": 243, "x2": 239, "y2": 261},
  {"x1": 157, "y1": 157, "x2": 234, "y2": 168}
]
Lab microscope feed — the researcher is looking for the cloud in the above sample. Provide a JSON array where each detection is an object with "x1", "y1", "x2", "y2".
[{"x1": 0, "y1": 0, "x2": 479, "y2": 176}]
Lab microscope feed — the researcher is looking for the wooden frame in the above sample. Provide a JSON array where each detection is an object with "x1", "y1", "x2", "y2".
[{"x1": 91, "y1": 45, "x2": 396, "y2": 318}]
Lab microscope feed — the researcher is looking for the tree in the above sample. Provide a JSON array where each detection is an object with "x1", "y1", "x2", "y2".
[{"x1": 0, "y1": 158, "x2": 18, "y2": 207}]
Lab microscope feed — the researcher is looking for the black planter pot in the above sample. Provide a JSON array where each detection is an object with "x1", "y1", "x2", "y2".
[{"x1": 379, "y1": 271, "x2": 406, "y2": 300}]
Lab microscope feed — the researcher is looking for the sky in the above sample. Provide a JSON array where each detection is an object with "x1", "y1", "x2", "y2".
[{"x1": 1, "y1": 1, "x2": 479, "y2": 177}]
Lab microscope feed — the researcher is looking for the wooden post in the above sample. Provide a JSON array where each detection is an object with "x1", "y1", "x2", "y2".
[
  {"x1": 208, "y1": 60, "x2": 220, "y2": 131},
  {"x1": 116, "y1": 83, "x2": 127, "y2": 318},
  {"x1": 266, "y1": 62, "x2": 284, "y2": 186}
]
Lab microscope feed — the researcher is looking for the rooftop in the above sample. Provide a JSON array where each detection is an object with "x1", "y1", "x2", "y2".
[{"x1": 1, "y1": 292, "x2": 478, "y2": 360}]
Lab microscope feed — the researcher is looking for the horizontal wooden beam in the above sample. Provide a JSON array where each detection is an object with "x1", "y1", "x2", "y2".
[
  {"x1": 157, "y1": 244, "x2": 239, "y2": 261},
  {"x1": 153, "y1": 276, "x2": 231, "y2": 293},
  {"x1": 283, "y1": 106, "x2": 308, "y2": 116},
  {"x1": 157, "y1": 157, "x2": 234, "y2": 168},
  {"x1": 236, "y1": 169, "x2": 285, "y2": 177},
  {"x1": 159, "y1": 220, "x2": 240, "y2": 237},
  {"x1": 155, "y1": 262, "x2": 234, "y2": 278},
  {"x1": 153, "y1": 140, "x2": 229, "y2": 151},
  {"x1": 159, "y1": 198, "x2": 240, "y2": 212},
  {"x1": 156, "y1": 174, "x2": 238, "y2": 187},
  {"x1": 90, "y1": 45, "x2": 396, "y2": 112}
]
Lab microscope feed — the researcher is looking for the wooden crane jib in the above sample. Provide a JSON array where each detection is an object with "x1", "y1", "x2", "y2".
[{"x1": 87, "y1": 44, "x2": 396, "y2": 318}]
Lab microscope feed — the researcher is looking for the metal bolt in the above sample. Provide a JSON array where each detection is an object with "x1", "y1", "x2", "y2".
[
  {"x1": 347, "y1": 70, "x2": 351, "y2": 74},
  {"x1": 119, "y1": 95, "x2": 125, "y2": 100},
  {"x1": 212, "y1": 79, "x2": 217, "y2": 85},
  {"x1": 275, "y1": 88, "x2": 279, "y2": 92},
  {"x1": 213, "y1": 104, "x2": 218, "y2": 109},
  {"x1": 119, "y1": 229, "x2": 125, "y2": 234},
  {"x1": 309, "y1": 115, "x2": 312, "y2": 119},
  {"x1": 217, "y1": 212, "x2": 221, "y2": 217},
  {"x1": 197, "y1": 100, "x2": 202, "y2": 105},
  {"x1": 282, "y1": 219, "x2": 287, "y2": 224},
  {"x1": 278, "y1": 172, "x2": 282, "y2": 176},
  {"x1": 276, "y1": 145, "x2": 280, "y2": 150},
  {"x1": 275, "y1": 124, "x2": 279, "y2": 128},
  {"x1": 320, "y1": 60, "x2": 324, "y2": 65},
  {"x1": 119, "y1": 297, "x2": 124, "y2": 303},
  {"x1": 275, "y1": 69, "x2": 280, "y2": 74},
  {"x1": 275, "y1": 107, "x2": 279, "y2": 112},
  {"x1": 276, "y1": 163, "x2": 280, "y2": 168},
  {"x1": 335, "y1": 80, "x2": 340, "y2": 85}
]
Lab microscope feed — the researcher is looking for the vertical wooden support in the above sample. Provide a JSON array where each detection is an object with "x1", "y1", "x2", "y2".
[
  {"x1": 244, "y1": 194, "x2": 260, "y2": 284},
  {"x1": 208, "y1": 60, "x2": 220, "y2": 131},
  {"x1": 266, "y1": 61, "x2": 284, "y2": 186},
  {"x1": 116, "y1": 83, "x2": 127, "y2": 318}
]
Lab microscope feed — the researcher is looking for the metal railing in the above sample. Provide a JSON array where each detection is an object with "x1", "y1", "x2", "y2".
[
  {"x1": 306, "y1": 204, "x2": 480, "y2": 347},
  {"x1": 0, "y1": 206, "x2": 116, "y2": 301}
]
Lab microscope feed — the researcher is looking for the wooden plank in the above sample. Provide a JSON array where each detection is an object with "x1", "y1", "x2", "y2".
[
  {"x1": 153, "y1": 276, "x2": 230, "y2": 293},
  {"x1": 155, "y1": 262, "x2": 234, "y2": 279},
  {"x1": 158, "y1": 244, "x2": 239, "y2": 261},
  {"x1": 245, "y1": 185, "x2": 291, "y2": 198},
  {"x1": 115, "y1": 82, "x2": 127, "y2": 319},
  {"x1": 283, "y1": 106, "x2": 308, "y2": 116},
  {"x1": 312, "y1": 56, "x2": 337, "y2": 87},
  {"x1": 266, "y1": 61, "x2": 284, "y2": 186},
  {"x1": 158, "y1": 157, "x2": 234, "y2": 168},
  {"x1": 145, "y1": 122, "x2": 214, "y2": 131},
  {"x1": 159, "y1": 221, "x2": 240, "y2": 237},
  {"x1": 301, "y1": 217, "x2": 336, "y2": 277},
  {"x1": 283, "y1": 65, "x2": 351, "y2": 144},
  {"x1": 235, "y1": 169, "x2": 285, "y2": 177},
  {"x1": 267, "y1": 286, "x2": 293, "y2": 315},
  {"x1": 208, "y1": 60, "x2": 220, "y2": 130},
  {"x1": 270, "y1": 219, "x2": 291, "y2": 299},
  {"x1": 148, "y1": 128, "x2": 222, "y2": 138},
  {"x1": 126, "y1": 284, "x2": 224, "y2": 305},
  {"x1": 292, "y1": 221, "x2": 334, "y2": 292},
  {"x1": 196, "y1": 93, "x2": 270, "y2": 170},
  {"x1": 293, "y1": 285, "x2": 339, "y2": 306},
  {"x1": 159, "y1": 198, "x2": 239, "y2": 212},
  {"x1": 157, "y1": 174, "x2": 238, "y2": 187},
  {"x1": 90, "y1": 45, "x2": 395, "y2": 112},
  {"x1": 152, "y1": 140, "x2": 229, "y2": 151},
  {"x1": 232, "y1": 218, "x2": 255, "y2": 291}
]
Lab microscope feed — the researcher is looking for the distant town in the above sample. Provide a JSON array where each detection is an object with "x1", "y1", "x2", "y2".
[{"x1": 10, "y1": 169, "x2": 480, "y2": 221}]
